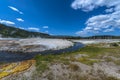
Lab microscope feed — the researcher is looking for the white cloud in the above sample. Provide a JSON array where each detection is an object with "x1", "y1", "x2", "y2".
[
  {"x1": 71, "y1": 0, "x2": 120, "y2": 12},
  {"x1": 43, "y1": 26, "x2": 49, "y2": 29},
  {"x1": 16, "y1": 18, "x2": 24, "y2": 22},
  {"x1": 45, "y1": 30, "x2": 49, "y2": 33},
  {"x1": 76, "y1": 12, "x2": 120, "y2": 35},
  {"x1": 75, "y1": 31, "x2": 87, "y2": 35},
  {"x1": 27, "y1": 27, "x2": 40, "y2": 32},
  {"x1": 72, "y1": 0, "x2": 120, "y2": 36},
  {"x1": 18, "y1": 27, "x2": 40, "y2": 32},
  {"x1": 19, "y1": 27, "x2": 25, "y2": 30},
  {"x1": 0, "y1": 19, "x2": 15, "y2": 25},
  {"x1": 105, "y1": 8, "x2": 114, "y2": 13},
  {"x1": 103, "y1": 28, "x2": 114, "y2": 32},
  {"x1": 8, "y1": 6, "x2": 23, "y2": 14}
]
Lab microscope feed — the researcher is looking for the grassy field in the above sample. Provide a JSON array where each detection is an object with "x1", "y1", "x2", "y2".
[
  {"x1": 34, "y1": 42, "x2": 120, "y2": 80},
  {"x1": 35, "y1": 42, "x2": 120, "y2": 69}
]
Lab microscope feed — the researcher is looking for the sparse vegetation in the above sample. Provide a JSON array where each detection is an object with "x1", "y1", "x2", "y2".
[
  {"x1": 34, "y1": 42, "x2": 120, "y2": 80},
  {"x1": 78, "y1": 57, "x2": 99, "y2": 65},
  {"x1": 34, "y1": 55, "x2": 54, "y2": 73},
  {"x1": 110, "y1": 43, "x2": 119, "y2": 47},
  {"x1": 68, "y1": 64, "x2": 79, "y2": 71},
  {"x1": 34, "y1": 42, "x2": 120, "y2": 66}
]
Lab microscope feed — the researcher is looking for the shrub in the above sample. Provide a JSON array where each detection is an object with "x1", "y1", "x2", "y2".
[
  {"x1": 110, "y1": 43, "x2": 119, "y2": 47},
  {"x1": 69, "y1": 64, "x2": 79, "y2": 71}
]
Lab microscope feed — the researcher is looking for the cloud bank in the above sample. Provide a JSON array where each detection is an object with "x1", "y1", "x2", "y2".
[{"x1": 72, "y1": 0, "x2": 120, "y2": 36}]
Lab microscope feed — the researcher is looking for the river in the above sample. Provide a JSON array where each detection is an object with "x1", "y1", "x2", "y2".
[{"x1": 0, "y1": 42, "x2": 84, "y2": 63}]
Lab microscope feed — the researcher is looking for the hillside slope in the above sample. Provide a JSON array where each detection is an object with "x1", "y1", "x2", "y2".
[{"x1": 0, "y1": 24, "x2": 50, "y2": 38}]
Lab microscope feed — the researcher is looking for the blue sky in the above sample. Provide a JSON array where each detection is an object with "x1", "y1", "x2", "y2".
[{"x1": 0, "y1": 0, "x2": 120, "y2": 36}]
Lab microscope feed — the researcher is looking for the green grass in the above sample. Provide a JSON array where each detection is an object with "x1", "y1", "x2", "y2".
[
  {"x1": 34, "y1": 54, "x2": 55, "y2": 73},
  {"x1": 34, "y1": 46, "x2": 102, "y2": 71},
  {"x1": 78, "y1": 46, "x2": 106, "y2": 58},
  {"x1": 34, "y1": 43, "x2": 120, "y2": 72},
  {"x1": 77, "y1": 57, "x2": 100, "y2": 65}
]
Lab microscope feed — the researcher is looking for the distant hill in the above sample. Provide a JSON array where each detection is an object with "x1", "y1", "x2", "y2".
[
  {"x1": 50, "y1": 35, "x2": 82, "y2": 39},
  {"x1": 50, "y1": 35, "x2": 120, "y2": 39},
  {"x1": 0, "y1": 24, "x2": 50, "y2": 38},
  {"x1": 82, "y1": 35, "x2": 120, "y2": 39}
]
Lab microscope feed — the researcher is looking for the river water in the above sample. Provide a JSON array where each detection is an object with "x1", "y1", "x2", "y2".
[{"x1": 0, "y1": 43, "x2": 84, "y2": 63}]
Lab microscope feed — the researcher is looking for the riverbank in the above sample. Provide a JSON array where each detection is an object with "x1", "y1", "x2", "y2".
[
  {"x1": 0, "y1": 38, "x2": 73, "y2": 53},
  {"x1": 0, "y1": 42, "x2": 83, "y2": 63}
]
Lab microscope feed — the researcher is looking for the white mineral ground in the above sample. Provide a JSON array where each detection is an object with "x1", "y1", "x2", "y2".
[
  {"x1": 18, "y1": 38, "x2": 74, "y2": 51},
  {"x1": 0, "y1": 38, "x2": 74, "y2": 52},
  {"x1": 72, "y1": 39, "x2": 120, "y2": 44}
]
